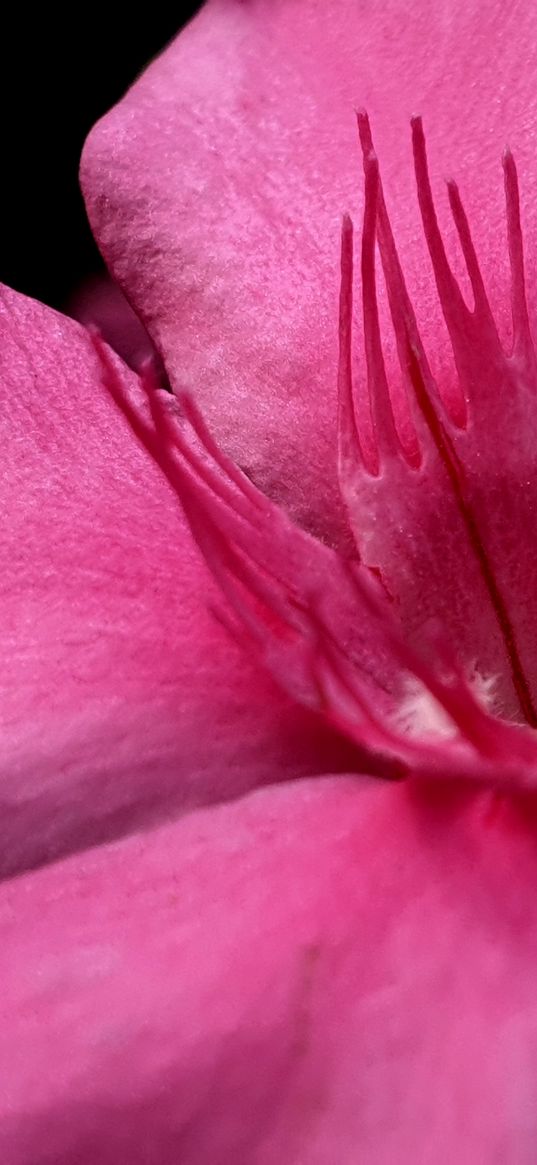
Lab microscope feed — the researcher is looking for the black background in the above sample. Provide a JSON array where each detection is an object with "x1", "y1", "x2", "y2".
[{"x1": 0, "y1": 7, "x2": 202, "y2": 311}]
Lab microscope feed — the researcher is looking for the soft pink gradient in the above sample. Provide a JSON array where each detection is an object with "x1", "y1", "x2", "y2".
[
  {"x1": 3, "y1": 1, "x2": 537, "y2": 1161},
  {"x1": 3, "y1": 777, "x2": 537, "y2": 1163}
]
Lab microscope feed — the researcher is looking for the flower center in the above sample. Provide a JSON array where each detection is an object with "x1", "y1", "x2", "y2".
[{"x1": 95, "y1": 114, "x2": 537, "y2": 790}]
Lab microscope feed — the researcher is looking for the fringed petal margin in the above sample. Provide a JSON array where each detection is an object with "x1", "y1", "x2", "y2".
[
  {"x1": 339, "y1": 115, "x2": 537, "y2": 727},
  {"x1": 95, "y1": 333, "x2": 537, "y2": 792}
]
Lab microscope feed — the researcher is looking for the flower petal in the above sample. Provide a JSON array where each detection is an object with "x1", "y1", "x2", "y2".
[
  {"x1": 80, "y1": 0, "x2": 537, "y2": 545},
  {"x1": 3, "y1": 775, "x2": 537, "y2": 1162},
  {"x1": 0, "y1": 285, "x2": 355, "y2": 879}
]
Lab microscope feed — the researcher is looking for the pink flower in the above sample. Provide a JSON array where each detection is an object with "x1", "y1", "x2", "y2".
[{"x1": 3, "y1": 1, "x2": 537, "y2": 1161}]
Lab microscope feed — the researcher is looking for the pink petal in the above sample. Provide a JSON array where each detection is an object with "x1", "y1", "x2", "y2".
[
  {"x1": 0, "y1": 285, "x2": 355, "y2": 878},
  {"x1": 3, "y1": 775, "x2": 537, "y2": 1162},
  {"x1": 80, "y1": 0, "x2": 537, "y2": 546}
]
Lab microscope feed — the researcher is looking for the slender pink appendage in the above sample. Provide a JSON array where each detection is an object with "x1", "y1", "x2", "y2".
[
  {"x1": 338, "y1": 214, "x2": 365, "y2": 471},
  {"x1": 94, "y1": 119, "x2": 537, "y2": 791},
  {"x1": 503, "y1": 147, "x2": 534, "y2": 362},
  {"x1": 340, "y1": 113, "x2": 537, "y2": 729}
]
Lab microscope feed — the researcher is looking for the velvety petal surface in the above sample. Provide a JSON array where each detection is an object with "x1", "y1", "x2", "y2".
[
  {"x1": 2, "y1": 775, "x2": 537, "y2": 1163},
  {"x1": 0, "y1": 285, "x2": 355, "y2": 879},
  {"x1": 81, "y1": 0, "x2": 537, "y2": 546}
]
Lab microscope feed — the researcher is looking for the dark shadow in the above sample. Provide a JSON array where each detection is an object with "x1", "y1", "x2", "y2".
[{"x1": 0, "y1": 8, "x2": 203, "y2": 308}]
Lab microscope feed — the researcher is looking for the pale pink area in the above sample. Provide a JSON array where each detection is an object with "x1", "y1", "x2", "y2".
[
  {"x1": 81, "y1": 0, "x2": 537, "y2": 549},
  {"x1": 2, "y1": 775, "x2": 537, "y2": 1163},
  {"x1": 0, "y1": 285, "x2": 357, "y2": 878}
]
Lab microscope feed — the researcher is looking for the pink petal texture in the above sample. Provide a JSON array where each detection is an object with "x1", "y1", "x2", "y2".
[
  {"x1": 80, "y1": 0, "x2": 537, "y2": 548},
  {"x1": 0, "y1": 284, "x2": 355, "y2": 879},
  {"x1": 3, "y1": 775, "x2": 537, "y2": 1163}
]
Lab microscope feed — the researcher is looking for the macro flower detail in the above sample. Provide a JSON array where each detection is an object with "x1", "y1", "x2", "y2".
[
  {"x1": 5, "y1": 3, "x2": 537, "y2": 1163},
  {"x1": 98, "y1": 112, "x2": 537, "y2": 793}
]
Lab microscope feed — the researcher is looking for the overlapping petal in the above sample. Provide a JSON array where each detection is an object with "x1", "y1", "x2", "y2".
[
  {"x1": 81, "y1": 0, "x2": 537, "y2": 547},
  {"x1": 3, "y1": 775, "x2": 537, "y2": 1163},
  {"x1": 0, "y1": 285, "x2": 355, "y2": 879}
]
